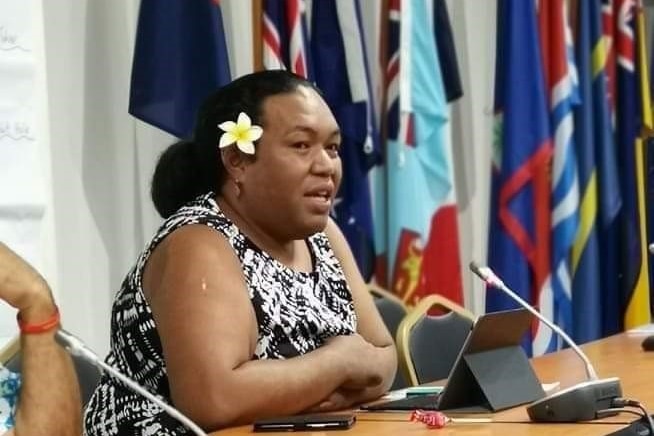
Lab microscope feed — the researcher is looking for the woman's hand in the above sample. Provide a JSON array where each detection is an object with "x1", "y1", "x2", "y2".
[{"x1": 325, "y1": 334, "x2": 384, "y2": 389}]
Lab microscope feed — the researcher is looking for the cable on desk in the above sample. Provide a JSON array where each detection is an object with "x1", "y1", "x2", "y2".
[{"x1": 600, "y1": 397, "x2": 654, "y2": 436}]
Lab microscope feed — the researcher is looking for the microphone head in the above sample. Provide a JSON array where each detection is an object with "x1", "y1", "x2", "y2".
[
  {"x1": 468, "y1": 261, "x2": 506, "y2": 289},
  {"x1": 469, "y1": 261, "x2": 481, "y2": 274}
]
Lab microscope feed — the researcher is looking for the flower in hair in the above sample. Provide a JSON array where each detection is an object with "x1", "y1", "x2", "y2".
[{"x1": 218, "y1": 112, "x2": 263, "y2": 155}]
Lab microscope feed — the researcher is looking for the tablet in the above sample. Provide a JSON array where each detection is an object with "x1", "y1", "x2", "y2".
[
  {"x1": 362, "y1": 308, "x2": 542, "y2": 412},
  {"x1": 253, "y1": 413, "x2": 356, "y2": 432}
]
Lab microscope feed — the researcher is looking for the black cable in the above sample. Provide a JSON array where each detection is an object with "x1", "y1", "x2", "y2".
[
  {"x1": 597, "y1": 407, "x2": 646, "y2": 421},
  {"x1": 635, "y1": 404, "x2": 654, "y2": 436},
  {"x1": 610, "y1": 398, "x2": 654, "y2": 436}
]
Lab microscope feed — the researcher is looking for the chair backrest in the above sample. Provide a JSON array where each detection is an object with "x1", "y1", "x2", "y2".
[
  {"x1": 2, "y1": 335, "x2": 101, "y2": 408},
  {"x1": 370, "y1": 286, "x2": 410, "y2": 390},
  {"x1": 396, "y1": 295, "x2": 475, "y2": 386}
]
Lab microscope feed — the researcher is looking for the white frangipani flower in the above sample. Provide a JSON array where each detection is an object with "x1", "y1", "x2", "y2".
[{"x1": 218, "y1": 112, "x2": 263, "y2": 155}]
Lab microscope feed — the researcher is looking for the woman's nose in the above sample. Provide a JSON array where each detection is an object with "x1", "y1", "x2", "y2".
[{"x1": 311, "y1": 149, "x2": 336, "y2": 175}]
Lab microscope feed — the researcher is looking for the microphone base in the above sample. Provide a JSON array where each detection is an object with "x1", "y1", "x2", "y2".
[{"x1": 527, "y1": 377, "x2": 622, "y2": 422}]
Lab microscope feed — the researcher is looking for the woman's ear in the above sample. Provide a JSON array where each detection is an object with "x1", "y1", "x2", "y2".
[{"x1": 220, "y1": 147, "x2": 247, "y2": 181}]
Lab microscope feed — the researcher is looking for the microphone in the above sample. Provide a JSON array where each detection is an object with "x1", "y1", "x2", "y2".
[
  {"x1": 54, "y1": 329, "x2": 208, "y2": 436},
  {"x1": 469, "y1": 261, "x2": 622, "y2": 422}
]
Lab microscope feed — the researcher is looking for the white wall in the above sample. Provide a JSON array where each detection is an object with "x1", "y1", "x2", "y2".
[{"x1": 9, "y1": 0, "x2": 496, "y2": 354}]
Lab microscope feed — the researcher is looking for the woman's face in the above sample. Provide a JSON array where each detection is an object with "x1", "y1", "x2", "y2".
[{"x1": 239, "y1": 86, "x2": 342, "y2": 240}]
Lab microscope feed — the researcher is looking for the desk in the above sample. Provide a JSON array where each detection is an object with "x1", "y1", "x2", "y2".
[{"x1": 211, "y1": 333, "x2": 653, "y2": 435}]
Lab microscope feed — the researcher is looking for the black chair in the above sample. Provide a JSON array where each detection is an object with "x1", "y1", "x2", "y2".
[
  {"x1": 370, "y1": 285, "x2": 409, "y2": 390},
  {"x1": 1, "y1": 335, "x2": 101, "y2": 407},
  {"x1": 396, "y1": 295, "x2": 475, "y2": 386}
]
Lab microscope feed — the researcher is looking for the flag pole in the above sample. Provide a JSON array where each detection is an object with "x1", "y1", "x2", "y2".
[
  {"x1": 252, "y1": 0, "x2": 263, "y2": 71},
  {"x1": 379, "y1": 0, "x2": 391, "y2": 289}
]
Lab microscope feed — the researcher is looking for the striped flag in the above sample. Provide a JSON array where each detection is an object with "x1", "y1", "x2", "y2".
[
  {"x1": 538, "y1": 0, "x2": 580, "y2": 353},
  {"x1": 379, "y1": 0, "x2": 463, "y2": 306},
  {"x1": 129, "y1": 0, "x2": 231, "y2": 138},
  {"x1": 487, "y1": 0, "x2": 552, "y2": 356},
  {"x1": 372, "y1": 0, "x2": 402, "y2": 287},
  {"x1": 262, "y1": 0, "x2": 287, "y2": 70},
  {"x1": 571, "y1": 0, "x2": 621, "y2": 343},
  {"x1": 287, "y1": 0, "x2": 309, "y2": 77},
  {"x1": 310, "y1": 0, "x2": 381, "y2": 280},
  {"x1": 262, "y1": 0, "x2": 311, "y2": 78}
]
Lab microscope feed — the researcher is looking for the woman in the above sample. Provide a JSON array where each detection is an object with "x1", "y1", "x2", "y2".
[
  {"x1": 0, "y1": 242, "x2": 81, "y2": 435},
  {"x1": 84, "y1": 70, "x2": 397, "y2": 434}
]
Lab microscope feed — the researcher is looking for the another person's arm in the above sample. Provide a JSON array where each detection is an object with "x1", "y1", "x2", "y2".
[
  {"x1": 144, "y1": 225, "x2": 385, "y2": 430},
  {"x1": 0, "y1": 243, "x2": 81, "y2": 436}
]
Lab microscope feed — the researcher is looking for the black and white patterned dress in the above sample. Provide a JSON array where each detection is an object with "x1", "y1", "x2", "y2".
[{"x1": 83, "y1": 193, "x2": 357, "y2": 435}]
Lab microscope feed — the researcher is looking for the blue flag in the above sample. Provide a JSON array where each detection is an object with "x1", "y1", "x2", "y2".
[
  {"x1": 487, "y1": 0, "x2": 553, "y2": 356},
  {"x1": 310, "y1": 0, "x2": 380, "y2": 281},
  {"x1": 538, "y1": 0, "x2": 580, "y2": 353},
  {"x1": 615, "y1": 0, "x2": 648, "y2": 333},
  {"x1": 129, "y1": 0, "x2": 231, "y2": 138},
  {"x1": 571, "y1": 0, "x2": 621, "y2": 344}
]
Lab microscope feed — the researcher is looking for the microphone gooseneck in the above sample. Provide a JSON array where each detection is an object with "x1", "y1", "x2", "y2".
[
  {"x1": 54, "y1": 329, "x2": 208, "y2": 436},
  {"x1": 469, "y1": 261, "x2": 623, "y2": 423},
  {"x1": 469, "y1": 261, "x2": 597, "y2": 380}
]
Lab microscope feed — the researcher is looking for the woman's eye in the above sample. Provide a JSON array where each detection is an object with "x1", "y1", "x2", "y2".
[
  {"x1": 292, "y1": 142, "x2": 310, "y2": 150},
  {"x1": 326, "y1": 143, "x2": 340, "y2": 156}
]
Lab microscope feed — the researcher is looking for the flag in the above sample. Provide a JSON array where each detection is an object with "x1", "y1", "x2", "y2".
[
  {"x1": 432, "y1": 0, "x2": 463, "y2": 102},
  {"x1": 373, "y1": 0, "x2": 402, "y2": 287},
  {"x1": 286, "y1": 0, "x2": 309, "y2": 78},
  {"x1": 615, "y1": 0, "x2": 646, "y2": 331},
  {"x1": 310, "y1": 0, "x2": 380, "y2": 281},
  {"x1": 621, "y1": 0, "x2": 652, "y2": 328},
  {"x1": 602, "y1": 0, "x2": 617, "y2": 122},
  {"x1": 571, "y1": 0, "x2": 621, "y2": 343},
  {"x1": 538, "y1": 0, "x2": 580, "y2": 353},
  {"x1": 262, "y1": 0, "x2": 312, "y2": 78},
  {"x1": 262, "y1": 0, "x2": 288, "y2": 70},
  {"x1": 487, "y1": 0, "x2": 552, "y2": 356},
  {"x1": 648, "y1": 1, "x2": 654, "y2": 315},
  {"x1": 129, "y1": 0, "x2": 231, "y2": 138},
  {"x1": 380, "y1": 0, "x2": 463, "y2": 306}
]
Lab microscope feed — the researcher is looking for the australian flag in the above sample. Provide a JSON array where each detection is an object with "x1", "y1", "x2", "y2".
[{"x1": 310, "y1": 0, "x2": 380, "y2": 281}]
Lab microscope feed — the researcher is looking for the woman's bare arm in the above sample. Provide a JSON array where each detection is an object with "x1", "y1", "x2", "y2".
[{"x1": 144, "y1": 225, "x2": 382, "y2": 430}]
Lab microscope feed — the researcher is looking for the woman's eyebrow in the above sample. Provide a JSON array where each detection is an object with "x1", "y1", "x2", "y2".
[{"x1": 284, "y1": 126, "x2": 341, "y2": 138}]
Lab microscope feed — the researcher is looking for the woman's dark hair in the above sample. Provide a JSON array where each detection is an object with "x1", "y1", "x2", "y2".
[{"x1": 151, "y1": 70, "x2": 321, "y2": 218}]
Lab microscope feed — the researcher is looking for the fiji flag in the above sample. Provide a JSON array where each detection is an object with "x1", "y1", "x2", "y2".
[
  {"x1": 381, "y1": 0, "x2": 463, "y2": 306},
  {"x1": 310, "y1": 0, "x2": 380, "y2": 281},
  {"x1": 129, "y1": 0, "x2": 231, "y2": 139},
  {"x1": 487, "y1": 0, "x2": 553, "y2": 356}
]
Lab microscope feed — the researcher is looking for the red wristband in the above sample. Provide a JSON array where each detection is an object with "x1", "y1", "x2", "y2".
[{"x1": 17, "y1": 306, "x2": 60, "y2": 334}]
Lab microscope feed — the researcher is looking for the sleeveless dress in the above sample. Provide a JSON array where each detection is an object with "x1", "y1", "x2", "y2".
[{"x1": 83, "y1": 193, "x2": 357, "y2": 435}]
